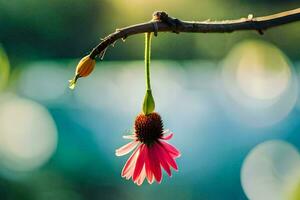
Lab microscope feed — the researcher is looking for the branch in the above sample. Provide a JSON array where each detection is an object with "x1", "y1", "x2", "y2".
[{"x1": 90, "y1": 8, "x2": 300, "y2": 59}]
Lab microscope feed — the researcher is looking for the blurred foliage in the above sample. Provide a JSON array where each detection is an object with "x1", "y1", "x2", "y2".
[
  {"x1": 0, "y1": 0, "x2": 299, "y2": 63},
  {"x1": 0, "y1": 0, "x2": 111, "y2": 60},
  {"x1": 0, "y1": 44, "x2": 10, "y2": 91}
]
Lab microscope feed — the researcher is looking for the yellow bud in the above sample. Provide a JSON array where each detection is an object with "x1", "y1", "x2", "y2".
[
  {"x1": 69, "y1": 55, "x2": 96, "y2": 90},
  {"x1": 75, "y1": 55, "x2": 95, "y2": 77}
]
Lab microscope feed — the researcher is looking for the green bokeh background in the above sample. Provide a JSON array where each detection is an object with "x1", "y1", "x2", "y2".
[{"x1": 1, "y1": 1, "x2": 300, "y2": 200}]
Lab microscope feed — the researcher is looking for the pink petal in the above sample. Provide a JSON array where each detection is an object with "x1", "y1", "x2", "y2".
[
  {"x1": 124, "y1": 162, "x2": 135, "y2": 180},
  {"x1": 135, "y1": 166, "x2": 146, "y2": 186},
  {"x1": 148, "y1": 145, "x2": 162, "y2": 183},
  {"x1": 144, "y1": 146, "x2": 154, "y2": 184},
  {"x1": 161, "y1": 133, "x2": 173, "y2": 140},
  {"x1": 116, "y1": 141, "x2": 139, "y2": 156},
  {"x1": 153, "y1": 144, "x2": 171, "y2": 177},
  {"x1": 162, "y1": 129, "x2": 170, "y2": 134},
  {"x1": 160, "y1": 141, "x2": 181, "y2": 158},
  {"x1": 133, "y1": 144, "x2": 146, "y2": 182},
  {"x1": 157, "y1": 142, "x2": 178, "y2": 171},
  {"x1": 121, "y1": 145, "x2": 141, "y2": 178},
  {"x1": 123, "y1": 135, "x2": 136, "y2": 140}
]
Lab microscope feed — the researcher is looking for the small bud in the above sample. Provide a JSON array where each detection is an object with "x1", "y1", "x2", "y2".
[
  {"x1": 142, "y1": 89, "x2": 155, "y2": 115},
  {"x1": 69, "y1": 55, "x2": 96, "y2": 90}
]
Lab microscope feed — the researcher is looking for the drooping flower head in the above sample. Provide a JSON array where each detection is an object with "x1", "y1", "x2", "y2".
[
  {"x1": 116, "y1": 112, "x2": 181, "y2": 185},
  {"x1": 116, "y1": 33, "x2": 180, "y2": 185}
]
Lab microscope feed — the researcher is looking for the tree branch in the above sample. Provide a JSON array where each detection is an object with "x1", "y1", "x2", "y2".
[{"x1": 90, "y1": 8, "x2": 300, "y2": 59}]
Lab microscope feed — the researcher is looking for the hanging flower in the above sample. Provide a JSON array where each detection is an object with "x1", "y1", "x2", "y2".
[
  {"x1": 116, "y1": 112, "x2": 181, "y2": 185},
  {"x1": 69, "y1": 55, "x2": 96, "y2": 90},
  {"x1": 116, "y1": 33, "x2": 180, "y2": 185}
]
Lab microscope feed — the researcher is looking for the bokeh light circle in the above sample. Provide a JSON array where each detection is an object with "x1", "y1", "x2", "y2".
[
  {"x1": 221, "y1": 40, "x2": 298, "y2": 127},
  {"x1": 0, "y1": 94, "x2": 58, "y2": 172},
  {"x1": 241, "y1": 140, "x2": 300, "y2": 200},
  {"x1": 18, "y1": 62, "x2": 69, "y2": 103},
  {"x1": 234, "y1": 41, "x2": 291, "y2": 100}
]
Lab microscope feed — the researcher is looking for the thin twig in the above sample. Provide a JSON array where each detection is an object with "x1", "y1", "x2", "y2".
[{"x1": 89, "y1": 8, "x2": 300, "y2": 59}]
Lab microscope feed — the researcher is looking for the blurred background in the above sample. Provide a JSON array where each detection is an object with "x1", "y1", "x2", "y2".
[{"x1": 1, "y1": 0, "x2": 300, "y2": 199}]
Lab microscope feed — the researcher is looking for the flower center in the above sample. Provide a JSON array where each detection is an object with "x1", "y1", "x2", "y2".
[{"x1": 134, "y1": 112, "x2": 163, "y2": 146}]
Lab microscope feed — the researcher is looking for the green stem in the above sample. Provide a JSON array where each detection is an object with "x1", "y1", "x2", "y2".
[
  {"x1": 145, "y1": 32, "x2": 152, "y2": 90},
  {"x1": 142, "y1": 32, "x2": 155, "y2": 115}
]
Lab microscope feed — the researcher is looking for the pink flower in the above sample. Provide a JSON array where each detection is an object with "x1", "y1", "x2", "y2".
[{"x1": 116, "y1": 112, "x2": 181, "y2": 186}]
